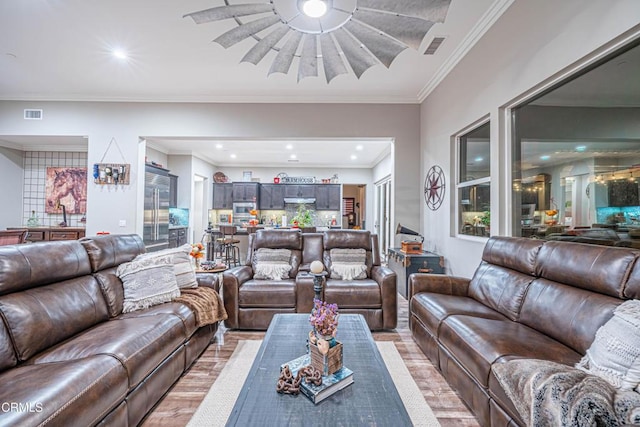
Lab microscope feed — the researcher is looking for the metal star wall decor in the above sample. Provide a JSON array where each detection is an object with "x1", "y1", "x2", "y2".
[
  {"x1": 425, "y1": 165, "x2": 445, "y2": 210},
  {"x1": 184, "y1": 0, "x2": 452, "y2": 83}
]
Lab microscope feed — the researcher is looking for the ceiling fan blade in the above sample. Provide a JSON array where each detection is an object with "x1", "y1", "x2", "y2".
[
  {"x1": 241, "y1": 24, "x2": 290, "y2": 65},
  {"x1": 332, "y1": 29, "x2": 379, "y2": 79},
  {"x1": 214, "y1": 15, "x2": 281, "y2": 49},
  {"x1": 319, "y1": 34, "x2": 348, "y2": 83},
  {"x1": 353, "y1": 9, "x2": 435, "y2": 50},
  {"x1": 357, "y1": 0, "x2": 451, "y2": 23},
  {"x1": 269, "y1": 31, "x2": 303, "y2": 75},
  {"x1": 298, "y1": 34, "x2": 318, "y2": 82},
  {"x1": 184, "y1": 4, "x2": 275, "y2": 24},
  {"x1": 344, "y1": 20, "x2": 407, "y2": 68}
]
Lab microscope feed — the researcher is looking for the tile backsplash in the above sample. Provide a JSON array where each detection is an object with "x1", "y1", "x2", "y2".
[{"x1": 23, "y1": 151, "x2": 88, "y2": 227}]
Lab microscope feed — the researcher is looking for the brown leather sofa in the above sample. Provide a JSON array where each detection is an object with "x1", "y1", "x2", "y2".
[
  {"x1": 223, "y1": 229, "x2": 397, "y2": 330},
  {"x1": 409, "y1": 236, "x2": 640, "y2": 426},
  {"x1": 0, "y1": 234, "x2": 219, "y2": 426}
]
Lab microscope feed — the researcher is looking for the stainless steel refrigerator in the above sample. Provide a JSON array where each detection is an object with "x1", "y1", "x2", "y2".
[{"x1": 143, "y1": 165, "x2": 170, "y2": 252}]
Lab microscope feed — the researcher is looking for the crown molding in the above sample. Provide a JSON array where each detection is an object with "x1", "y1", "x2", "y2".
[{"x1": 417, "y1": 0, "x2": 515, "y2": 103}]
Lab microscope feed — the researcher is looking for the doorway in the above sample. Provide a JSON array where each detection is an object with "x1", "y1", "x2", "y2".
[
  {"x1": 342, "y1": 184, "x2": 366, "y2": 229},
  {"x1": 374, "y1": 176, "x2": 392, "y2": 258}
]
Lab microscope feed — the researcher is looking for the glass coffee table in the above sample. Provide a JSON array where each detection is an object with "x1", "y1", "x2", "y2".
[{"x1": 226, "y1": 314, "x2": 411, "y2": 426}]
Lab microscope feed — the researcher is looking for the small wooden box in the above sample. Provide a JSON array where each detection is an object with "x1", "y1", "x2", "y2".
[
  {"x1": 400, "y1": 240, "x2": 423, "y2": 254},
  {"x1": 309, "y1": 341, "x2": 343, "y2": 376}
]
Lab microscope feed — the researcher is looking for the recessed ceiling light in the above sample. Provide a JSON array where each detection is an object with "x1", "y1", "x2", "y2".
[
  {"x1": 356, "y1": 145, "x2": 363, "y2": 151},
  {"x1": 474, "y1": 157, "x2": 483, "y2": 162},
  {"x1": 575, "y1": 145, "x2": 587, "y2": 152},
  {"x1": 540, "y1": 155, "x2": 551, "y2": 161},
  {"x1": 290, "y1": 154, "x2": 297, "y2": 159},
  {"x1": 286, "y1": 144, "x2": 293, "y2": 150},
  {"x1": 351, "y1": 155, "x2": 357, "y2": 160},
  {"x1": 302, "y1": 0, "x2": 328, "y2": 18},
  {"x1": 230, "y1": 154, "x2": 237, "y2": 159},
  {"x1": 112, "y1": 49, "x2": 128, "y2": 60},
  {"x1": 215, "y1": 143, "x2": 223, "y2": 149}
]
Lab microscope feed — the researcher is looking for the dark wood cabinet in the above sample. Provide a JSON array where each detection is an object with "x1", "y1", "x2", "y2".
[
  {"x1": 259, "y1": 184, "x2": 286, "y2": 210},
  {"x1": 169, "y1": 174, "x2": 178, "y2": 208},
  {"x1": 284, "y1": 184, "x2": 315, "y2": 198},
  {"x1": 10, "y1": 227, "x2": 86, "y2": 243},
  {"x1": 315, "y1": 184, "x2": 341, "y2": 210},
  {"x1": 212, "y1": 183, "x2": 233, "y2": 209},
  {"x1": 169, "y1": 227, "x2": 187, "y2": 248},
  {"x1": 387, "y1": 248, "x2": 444, "y2": 298},
  {"x1": 232, "y1": 182, "x2": 260, "y2": 203}
]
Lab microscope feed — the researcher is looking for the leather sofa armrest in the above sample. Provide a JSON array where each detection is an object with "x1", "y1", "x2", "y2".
[
  {"x1": 295, "y1": 272, "x2": 318, "y2": 313},
  {"x1": 195, "y1": 272, "x2": 220, "y2": 292},
  {"x1": 408, "y1": 273, "x2": 470, "y2": 300},
  {"x1": 371, "y1": 265, "x2": 397, "y2": 330},
  {"x1": 222, "y1": 266, "x2": 253, "y2": 329}
]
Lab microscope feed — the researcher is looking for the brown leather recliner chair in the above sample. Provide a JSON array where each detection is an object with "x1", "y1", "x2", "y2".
[{"x1": 223, "y1": 229, "x2": 303, "y2": 330}]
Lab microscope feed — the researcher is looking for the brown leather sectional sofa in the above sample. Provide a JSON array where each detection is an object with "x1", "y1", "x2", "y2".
[
  {"x1": 223, "y1": 229, "x2": 397, "y2": 330},
  {"x1": 0, "y1": 234, "x2": 220, "y2": 426},
  {"x1": 409, "y1": 236, "x2": 640, "y2": 426}
]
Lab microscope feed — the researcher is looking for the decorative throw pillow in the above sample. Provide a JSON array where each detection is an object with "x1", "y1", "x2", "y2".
[
  {"x1": 329, "y1": 248, "x2": 367, "y2": 280},
  {"x1": 137, "y1": 244, "x2": 198, "y2": 289},
  {"x1": 117, "y1": 255, "x2": 180, "y2": 313},
  {"x1": 253, "y1": 248, "x2": 292, "y2": 280},
  {"x1": 576, "y1": 299, "x2": 640, "y2": 391}
]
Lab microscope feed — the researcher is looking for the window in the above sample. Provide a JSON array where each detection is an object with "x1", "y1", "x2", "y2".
[
  {"x1": 456, "y1": 121, "x2": 491, "y2": 237},
  {"x1": 512, "y1": 40, "x2": 640, "y2": 239}
]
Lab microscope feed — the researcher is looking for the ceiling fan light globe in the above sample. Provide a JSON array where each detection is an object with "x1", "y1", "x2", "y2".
[{"x1": 302, "y1": 0, "x2": 328, "y2": 18}]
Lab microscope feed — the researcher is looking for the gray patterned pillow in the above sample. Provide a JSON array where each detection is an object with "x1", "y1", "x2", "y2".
[
  {"x1": 137, "y1": 244, "x2": 198, "y2": 289},
  {"x1": 117, "y1": 255, "x2": 180, "y2": 313},
  {"x1": 253, "y1": 248, "x2": 292, "y2": 280},
  {"x1": 329, "y1": 248, "x2": 367, "y2": 280},
  {"x1": 576, "y1": 299, "x2": 640, "y2": 390}
]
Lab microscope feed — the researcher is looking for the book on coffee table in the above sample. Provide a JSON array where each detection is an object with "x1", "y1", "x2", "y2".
[{"x1": 281, "y1": 354, "x2": 354, "y2": 404}]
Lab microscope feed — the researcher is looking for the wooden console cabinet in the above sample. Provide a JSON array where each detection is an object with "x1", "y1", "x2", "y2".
[{"x1": 9, "y1": 227, "x2": 86, "y2": 242}]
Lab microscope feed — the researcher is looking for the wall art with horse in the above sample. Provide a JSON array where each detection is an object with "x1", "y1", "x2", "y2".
[{"x1": 45, "y1": 167, "x2": 87, "y2": 214}]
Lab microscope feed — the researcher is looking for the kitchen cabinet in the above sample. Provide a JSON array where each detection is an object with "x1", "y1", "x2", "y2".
[
  {"x1": 169, "y1": 174, "x2": 178, "y2": 208},
  {"x1": 259, "y1": 184, "x2": 286, "y2": 210},
  {"x1": 232, "y1": 182, "x2": 260, "y2": 203},
  {"x1": 315, "y1": 184, "x2": 341, "y2": 210},
  {"x1": 169, "y1": 227, "x2": 187, "y2": 248},
  {"x1": 284, "y1": 184, "x2": 315, "y2": 198},
  {"x1": 213, "y1": 183, "x2": 233, "y2": 209}
]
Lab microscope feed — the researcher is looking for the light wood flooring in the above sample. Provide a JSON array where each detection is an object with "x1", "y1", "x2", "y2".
[{"x1": 142, "y1": 294, "x2": 480, "y2": 426}]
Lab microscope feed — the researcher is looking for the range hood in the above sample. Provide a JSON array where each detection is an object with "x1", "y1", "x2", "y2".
[{"x1": 284, "y1": 197, "x2": 316, "y2": 204}]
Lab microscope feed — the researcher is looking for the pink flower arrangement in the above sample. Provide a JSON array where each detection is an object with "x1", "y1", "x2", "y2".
[{"x1": 309, "y1": 299, "x2": 339, "y2": 337}]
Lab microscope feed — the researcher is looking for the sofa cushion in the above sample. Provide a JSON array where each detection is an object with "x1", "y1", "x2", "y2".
[
  {"x1": 30, "y1": 314, "x2": 186, "y2": 390},
  {"x1": 324, "y1": 278, "x2": 381, "y2": 308},
  {"x1": 0, "y1": 276, "x2": 109, "y2": 361},
  {"x1": 93, "y1": 266, "x2": 124, "y2": 317},
  {"x1": 80, "y1": 234, "x2": 145, "y2": 273},
  {"x1": 481, "y1": 236, "x2": 543, "y2": 275},
  {"x1": 0, "y1": 240, "x2": 92, "y2": 296},
  {"x1": 0, "y1": 319, "x2": 17, "y2": 373},
  {"x1": 117, "y1": 255, "x2": 180, "y2": 313},
  {"x1": 468, "y1": 263, "x2": 534, "y2": 321},
  {"x1": 410, "y1": 293, "x2": 507, "y2": 337},
  {"x1": 329, "y1": 248, "x2": 367, "y2": 280},
  {"x1": 438, "y1": 315, "x2": 581, "y2": 388},
  {"x1": 0, "y1": 355, "x2": 127, "y2": 427},
  {"x1": 137, "y1": 244, "x2": 198, "y2": 289},
  {"x1": 519, "y1": 278, "x2": 621, "y2": 355},
  {"x1": 535, "y1": 241, "x2": 638, "y2": 298},
  {"x1": 252, "y1": 230, "x2": 302, "y2": 278},
  {"x1": 117, "y1": 302, "x2": 198, "y2": 339},
  {"x1": 253, "y1": 248, "x2": 292, "y2": 280},
  {"x1": 576, "y1": 299, "x2": 640, "y2": 390},
  {"x1": 238, "y1": 280, "x2": 296, "y2": 308}
]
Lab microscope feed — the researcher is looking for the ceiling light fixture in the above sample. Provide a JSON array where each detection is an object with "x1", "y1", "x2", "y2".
[
  {"x1": 112, "y1": 49, "x2": 128, "y2": 60},
  {"x1": 290, "y1": 154, "x2": 297, "y2": 159},
  {"x1": 356, "y1": 145, "x2": 363, "y2": 151},
  {"x1": 215, "y1": 143, "x2": 223, "y2": 149},
  {"x1": 184, "y1": 0, "x2": 452, "y2": 83},
  {"x1": 230, "y1": 153, "x2": 237, "y2": 159},
  {"x1": 302, "y1": 0, "x2": 327, "y2": 18},
  {"x1": 286, "y1": 144, "x2": 293, "y2": 150},
  {"x1": 351, "y1": 154, "x2": 357, "y2": 160}
]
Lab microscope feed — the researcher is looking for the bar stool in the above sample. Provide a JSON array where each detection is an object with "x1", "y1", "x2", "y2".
[{"x1": 217, "y1": 225, "x2": 241, "y2": 267}]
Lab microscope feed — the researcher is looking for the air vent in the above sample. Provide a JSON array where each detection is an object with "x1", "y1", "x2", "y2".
[
  {"x1": 287, "y1": 159, "x2": 300, "y2": 163},
  {"x1": 424, "y1": 37, "x2": 446, "y2": 55},
  {"x1": 24, "y1": 109, "x2": 43, "y2": 120}
]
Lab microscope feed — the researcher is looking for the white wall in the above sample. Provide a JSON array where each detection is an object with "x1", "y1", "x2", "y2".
[
  {"x1": 0, "y1": 103, "x2": 420, "y2": 237},
  {"x1": 0, "y1": 147, "x2": 24, "y2": 229},
  {"x1": 421, "y1": 0, "x2": 640, "y2": 278}
]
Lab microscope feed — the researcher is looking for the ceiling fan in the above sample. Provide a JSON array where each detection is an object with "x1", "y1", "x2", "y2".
[{"x1": 185, "y1": 0, "x2": 452, "y2": 83}]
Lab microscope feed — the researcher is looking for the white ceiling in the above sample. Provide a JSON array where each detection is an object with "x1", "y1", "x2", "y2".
[{"x1": 0, "y1": 0, "x2": 504, "y2": 103}]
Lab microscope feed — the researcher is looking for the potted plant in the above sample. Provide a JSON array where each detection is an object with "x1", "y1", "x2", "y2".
[{"x1": 292, "y1": 203, "x2": 314, "y2": 228}]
